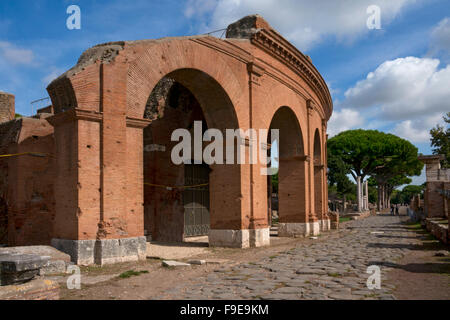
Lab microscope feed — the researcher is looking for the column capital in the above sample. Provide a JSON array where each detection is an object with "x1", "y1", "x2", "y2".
[
  {"x1": 126, "y1": 117, "x2": 152, "y2": 129},
  {"x1": 47, "y1": 108, "x2": 103, "y2": 127}
]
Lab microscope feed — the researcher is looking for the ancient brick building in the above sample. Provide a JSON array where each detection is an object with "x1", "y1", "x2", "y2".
[
  {"x1": 0, "y1": 15, "x2": 333, "y2": 265},
  {"x1": 418, "y1": 155, "x2": 449, "y2": 219}
]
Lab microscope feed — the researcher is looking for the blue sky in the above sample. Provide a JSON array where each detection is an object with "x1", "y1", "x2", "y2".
[{"x1": 1, "y1": 0, "x2": 449, "y2": 185}]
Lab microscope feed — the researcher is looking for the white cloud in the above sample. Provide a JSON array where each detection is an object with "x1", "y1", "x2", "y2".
[
  {"x1": 344, "y1": 57, "x2": 450, "y2": 120},
  {"x1": 0, "y1": 41, "x2": 34, "y2": 65},
  {"x1": 184, "y1": 0, "x2": 417, "y2": 50},
  {"x1": 341, "y1": 56, "x2": 450, "y2": 143},
  {"x1": 393, "y1": 120, "x2": 430, "y2": 143},
  {"x1": 393, "y1": 113, "x2": 445, "y2": 143},
  {"x1": 327, "y1": 108, "x2": 365, "y2": 137},
  {"x1": 430, "y1": 17, "x2": 450, "y2": 57}
]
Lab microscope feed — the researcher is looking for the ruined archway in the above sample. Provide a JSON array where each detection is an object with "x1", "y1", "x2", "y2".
[
  {"x1": 268, "y1": 106, "x2": 308, "y2": 237},
  {"x1": 142, "y1": 69, "x2": 241, "y2": 244}
]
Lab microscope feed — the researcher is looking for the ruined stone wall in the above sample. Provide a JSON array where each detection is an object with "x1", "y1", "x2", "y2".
[
  {"x1": 0, "y1": 92, "x2": 15, "y2": 124},
  {"x1": 424, "y1": 181, "x2": 448, "y2": 218},
  {"x1": 0, "y1": 118, "x2": 56, "y2": 246}
]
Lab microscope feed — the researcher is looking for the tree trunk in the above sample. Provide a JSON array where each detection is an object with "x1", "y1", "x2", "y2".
[
  {"x1": 377, "y1": 184, "x2": 382, "y2": 211},
  {"x1": 343, "y1": 194, "x2": 347, "y2": 213}
]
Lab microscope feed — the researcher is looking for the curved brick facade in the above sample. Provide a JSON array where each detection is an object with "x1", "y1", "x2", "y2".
[{"x1": 33, "y1": 15, "x2": 333, "y2": 264}]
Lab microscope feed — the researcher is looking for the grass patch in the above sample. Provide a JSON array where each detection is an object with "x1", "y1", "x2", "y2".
[
  {"x1": 339, "y1": 217, "x2": 351, "y2": 223},
  {"x1": 405, "y1": 221, "x2": 422, "y2": 229},
  {"x1": 118, "y1": 270, "x2": 149, "y2": 279},
  {"x1": 423, "y1": 233, "x2": 438, "y2": 241},
  {"x1": 328, "y1": 273, "x2": 342, "y2": 278}
]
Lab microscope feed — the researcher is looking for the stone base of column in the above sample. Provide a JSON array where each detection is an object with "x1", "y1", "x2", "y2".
[
  {"x1": 319, "y1": 219, "x2": 331, "y2": 231},
  {"x1": 278, "y1": 223, "x2": 310, "y2": 237},
  {"x1": 51, "y1": 237, "x2": 147, "y2": 266},
  {"x1": 209, "y1": 228, "x2": 270, "y2": 248},
  {"x1": 310, "y1": 221, "x2": 321, "y2": 236}
]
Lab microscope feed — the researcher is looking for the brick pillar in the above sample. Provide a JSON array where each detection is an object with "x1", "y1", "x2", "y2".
[
  {"x1": 277, "y1": 156, "x2": 309, "y2": 237},
  {"x1": 321, "y1": 124, "x2": 331, "y2": 231},
  {"x1": 49, "y1": 61, "x2": 147, "y2": 265},
  {"x1": 307, "y1": 101, "x2": 320, "y2": 235},
  {"x1": 209, "y1": 61, "x2": 270, "y2": 248},
  {"x1": 48, "y1": 109, "x2": 103, "y2": 265}
]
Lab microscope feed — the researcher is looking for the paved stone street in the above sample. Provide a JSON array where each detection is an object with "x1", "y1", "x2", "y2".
[{"x1": 157, "y1": 215, "x2": 433, "y2": 300}]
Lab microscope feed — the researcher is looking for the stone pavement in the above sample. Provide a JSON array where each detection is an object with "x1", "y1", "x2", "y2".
[{"x1": 157, "y1": 215, "x2": 418, "y2": 300}]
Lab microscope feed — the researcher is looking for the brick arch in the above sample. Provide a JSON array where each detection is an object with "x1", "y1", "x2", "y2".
[
  {"x1": 313, "y1": 128, "x2": 322, "y2": 165},
  {"x1": 270, "y1": 106, "x2": 308, "y2": 237},
  {"x1": 269, "y1": 106, "x2": 305, "y2": 158},
  {"x1": 313, "y1": 128, "x2": 326, "y2": 227},
  {"x1": 125, "y1": 50, "x2": 245, "y2": 242},
  {"x1": 125, "y1": 39, "x2": 245, "y2": 127},
  {"x1": 142, "y1": 68, "x2": 240, "y2": 131}
]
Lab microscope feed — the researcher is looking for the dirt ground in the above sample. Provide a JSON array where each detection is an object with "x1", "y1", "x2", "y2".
[
  {"x1": 58, "y1": 237, "x2": 303, "y2": 300},
  {"x1": 387, "y1": 224, "x2": 450, "y2": 300}
]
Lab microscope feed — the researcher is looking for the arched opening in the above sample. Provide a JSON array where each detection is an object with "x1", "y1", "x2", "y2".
[
  {"x1": 268, "y1": 107, "x2": 307, "y2": 236},
  {"x1": 142, "y1": 69, "x2": 240, "y2": 244},
  {"x1": 313, "y1": 129, "x2": 324, "y2": 223}
]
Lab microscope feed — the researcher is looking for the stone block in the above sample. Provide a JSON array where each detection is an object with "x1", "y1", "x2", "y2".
[
  {"x1": 162, "y1": 260, "x2": 191, "y2": 268},
  {"x1": 209, "y1": 228, "x2": 270, "y2": 248},
  {"x1": 0, "y1": 253, "x2": 50, "y2": 286},
  {"x1": 52, "y1": 237, "x2": 147, "y2": 266},
  {"x1": 51, "y1": 239, "x2": 95, "y2": 265}
]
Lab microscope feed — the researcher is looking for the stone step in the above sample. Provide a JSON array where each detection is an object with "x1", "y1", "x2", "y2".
[{"x1": 0, "y1": 253, "x2": 50, "y2": 286}]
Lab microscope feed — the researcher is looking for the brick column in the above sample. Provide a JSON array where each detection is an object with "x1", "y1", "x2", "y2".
[
  {"x1": 321, "y1": 124, "x2": 331, "y2": 231},
  {"x1": 307, "y1": 100, "x2": 320, "y2": 235},
  {"x1": 209, "y1": 61, "x2": 270, "y2": 248},
  {"x1": 48, "y1": 109, "x2": 103, "y2": 265},
  {"x1": 277, "y1": 156, "x2": 310, "y2": 237},
  {"x1": 49, "y1": 61, "x2": 148, "y2": 265}
]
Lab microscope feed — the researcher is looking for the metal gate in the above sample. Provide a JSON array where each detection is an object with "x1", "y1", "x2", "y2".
[{"x1": 183, "y1": 164, "x2": 210, "y2": 237}]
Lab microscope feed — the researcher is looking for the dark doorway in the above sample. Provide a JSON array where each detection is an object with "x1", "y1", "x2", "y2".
[{"x1": 183, "y1": 163, "x2": 210, "y2": 237}]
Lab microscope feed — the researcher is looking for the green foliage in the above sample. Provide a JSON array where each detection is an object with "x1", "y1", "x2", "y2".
[
  {"x1": 328, "y1": 129, "x2": 423, "y2": 208},
  {"x1": 118, "y1": 270, "x2": 149, "y2": 279},
  {"x1": 15, "y1": 113, "x2": 23, "y2": 118},
  {"x1": 271, "y1": 173, "x2": 279, "y2": 193},
  {"x1": 368, "y1": 185, "x2": 378, "y2": 204},
  {"x1": 328, "y1": 130, "x2": 393, "y2": 181},
  {"x1": 430, "y1": 112, "x2": 450, "y2": 168},
  {"x1": 391, "y1": 185, "x2": 424, "y2": 204},
  {"x1": 328, "y1": 130, "x2": 423, "y2": 185},
  {"x1": 327, "y1": 152, "x2": 354, "y2": 197},
  {"x1": 401, "y1": 185, "x2": 425, "y2": 203}
]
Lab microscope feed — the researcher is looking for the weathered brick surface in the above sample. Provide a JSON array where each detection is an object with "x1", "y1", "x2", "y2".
[
  {"x1": 0, "y1": 118, "x2": 55, "y2": 246},
  {"x1": 0, "y1": 92, "x2": 14, "y2": 123},
  {"x1": 0, "y1": 279, "x2": 59, "y2": 300}
]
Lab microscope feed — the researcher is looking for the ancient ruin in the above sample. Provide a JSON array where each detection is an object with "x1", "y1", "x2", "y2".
[{"x1": 0, "y1": 15, "x2": 333, "y2": 265}]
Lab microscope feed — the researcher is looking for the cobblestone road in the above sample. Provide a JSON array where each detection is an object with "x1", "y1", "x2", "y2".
[{"x1": 160, "y1": 215, "x2": 419, "y2": 300}]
